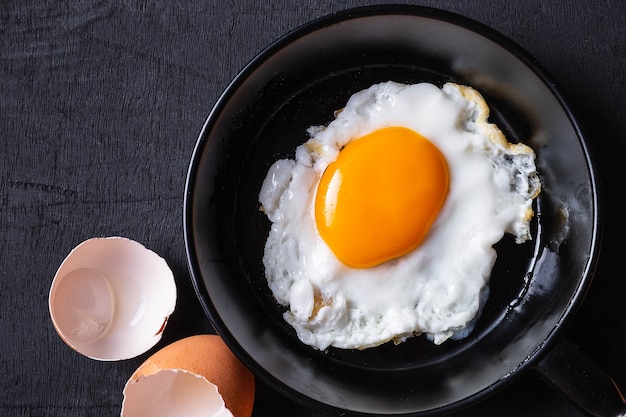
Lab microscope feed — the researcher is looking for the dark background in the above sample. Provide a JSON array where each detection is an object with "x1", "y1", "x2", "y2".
[{"x1": 1, "y1": 1, "x2": 624, "y2": 416}]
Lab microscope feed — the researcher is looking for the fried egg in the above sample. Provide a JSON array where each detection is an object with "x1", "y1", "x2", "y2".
[{"x1": 259, "y1": 81, "x2": 540, "y2": 350}]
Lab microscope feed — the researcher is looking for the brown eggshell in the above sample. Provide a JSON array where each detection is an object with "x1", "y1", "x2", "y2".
[{"x1": 123, "y1": 334, "x2": 255, "y2": 417}]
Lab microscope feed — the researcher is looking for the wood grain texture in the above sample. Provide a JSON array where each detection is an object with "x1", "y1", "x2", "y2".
[{"x1": 1, "y1": 0, "x2": 624, "y2": 416}]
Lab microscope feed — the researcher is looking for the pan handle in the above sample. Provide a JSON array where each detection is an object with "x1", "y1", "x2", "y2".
[{"x1": 533, "y1": 338, "x2": 626, "y2": 417}]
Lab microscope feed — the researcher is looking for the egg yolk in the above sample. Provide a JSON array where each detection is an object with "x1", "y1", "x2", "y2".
[{"x1": 315, "y1": 126, "x2": 449, "y2": 268}]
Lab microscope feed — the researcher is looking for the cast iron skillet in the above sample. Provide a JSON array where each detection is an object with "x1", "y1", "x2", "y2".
[{"x1": 184, "y1": 5, "x2": 625, "y2": 416}]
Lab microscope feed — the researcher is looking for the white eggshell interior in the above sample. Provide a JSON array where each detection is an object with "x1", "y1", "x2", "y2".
[
  {"x1": 122, "y1": 370, "x2": 233, "y2": 417},
  {"x1": 49, "y1": 237, "x2": 177, "y2": 360}
]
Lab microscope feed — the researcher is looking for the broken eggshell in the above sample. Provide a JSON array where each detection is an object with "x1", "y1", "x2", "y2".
[
  {"x1": 121, "y1": 334, "x2": 255, "y2": 417},
  {"x1": 48, "y1": 237, "x2": 177, "y2": 361}
]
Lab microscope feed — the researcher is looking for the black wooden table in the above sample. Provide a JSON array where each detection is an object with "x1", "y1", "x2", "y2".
[{"x1": 2, "y1": 1, "x2": 624, "y2": 416}]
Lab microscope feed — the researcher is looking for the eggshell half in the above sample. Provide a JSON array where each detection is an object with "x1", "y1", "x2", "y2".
[
  {"x1": 49, "y1": 237, "x2": 177, "y2": 360},
  {"x1": 121, "y1": 335, "x2": 255, "y2": 417}
]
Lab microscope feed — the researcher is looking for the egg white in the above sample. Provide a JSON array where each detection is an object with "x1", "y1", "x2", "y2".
[{"x1": 259, "y1": 81, "x2": 540, "y2": 350}]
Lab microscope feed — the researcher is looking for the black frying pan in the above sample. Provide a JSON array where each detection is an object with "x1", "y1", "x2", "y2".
[{"x1": 184, "y1": 5, "x2": 625, "y2": 416}]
